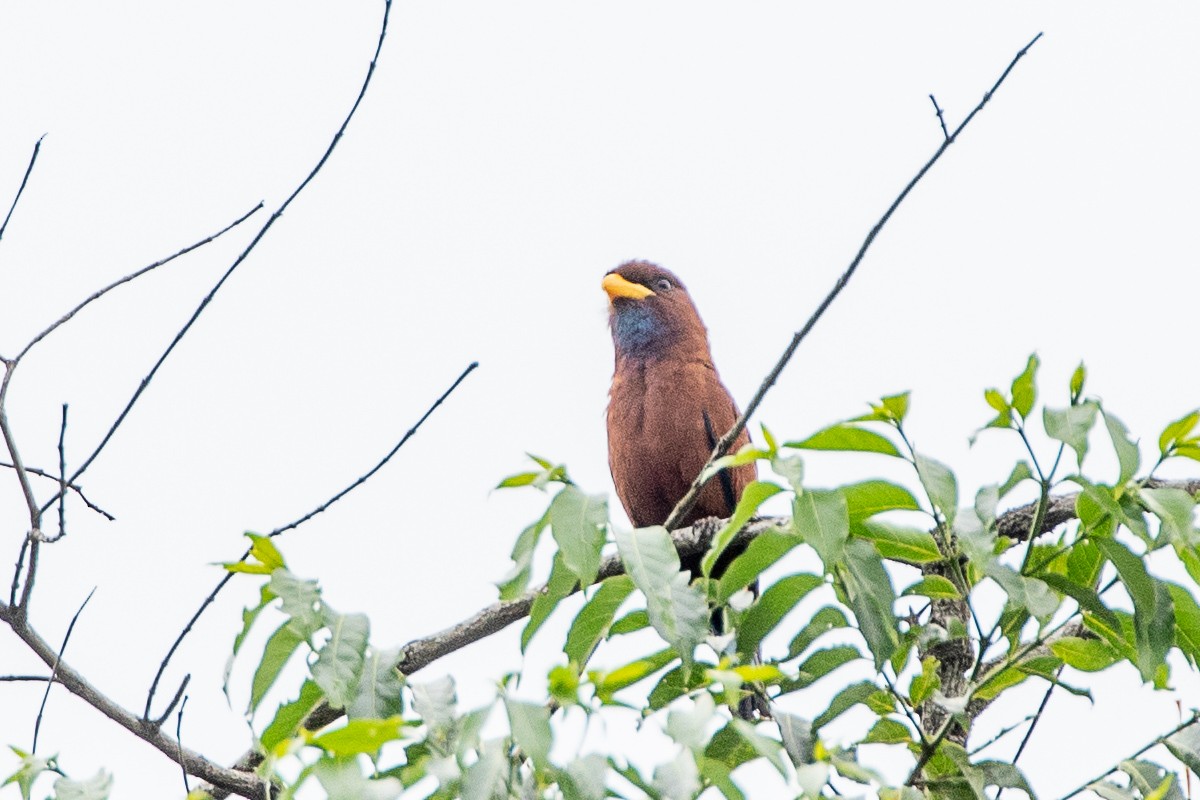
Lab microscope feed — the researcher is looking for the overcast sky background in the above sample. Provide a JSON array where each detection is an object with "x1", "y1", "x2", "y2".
[{"x1": 2, "y1": 3, "x2": 1199, "y2": 798}]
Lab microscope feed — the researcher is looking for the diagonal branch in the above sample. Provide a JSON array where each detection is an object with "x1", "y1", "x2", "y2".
[
  {"x1": 144, "y1": 359, "x2": 477, "y2": 721},
  {"x1": 0, "y1": 134, "x2": 45, "y2": 245},
  {"x1": 39, "y1": 0, "x2": 396, "y2": 514},
  {"x1": 664, "y1": 32, "x2": 1044, "y2": 530}
]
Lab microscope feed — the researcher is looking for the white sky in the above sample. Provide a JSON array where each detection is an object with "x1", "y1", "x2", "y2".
[{"x1": 1, "y1": 3, "x2": 1198, "y2": 798}]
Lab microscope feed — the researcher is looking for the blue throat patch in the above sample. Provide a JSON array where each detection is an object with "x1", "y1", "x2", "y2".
[{"x1": 612, "y1": 302, "x2": 666, "y2": 356}]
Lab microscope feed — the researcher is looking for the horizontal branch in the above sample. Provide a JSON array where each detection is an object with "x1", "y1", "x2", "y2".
[
  {"x1": 997, "y1": 478, "x2": 1200, "y2": 541},
  {"x1": 217, "y1": 473, "x2": 1200, "y2": 789}
]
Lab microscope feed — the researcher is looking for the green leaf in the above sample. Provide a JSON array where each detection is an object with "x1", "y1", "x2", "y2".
[
  {"x1": 786, "y1": 606, "x2": 849, "y2": 660},
  {"x1": 50, "y1": 771, "x2": 113, "y2": 800},
  {"x1": 841, "y1": 480, "x2": 921, "y2": 524},
  {"x1": 565, "y1": 575, "x2": 635, "y2": 668},
  {"x1": 1159, "y1": 410, "x2": 1200, "y2": 457},
  {"x1": 728, "y1": 719, "x2": 789, "y2": 777},
  {"x1": 865, "y1": 717, "x2": 912, "y2": 744},
  {"x1": 410, "y1": 675, "x2": 456, "y2": 732},
  {"x1": 737, "y1": 573, "x2": 823, "y2": 657},
  {"x1": 1044, "y1": 401, "x2": 1099, "y2": 468},
  {"x1": 1140, "y1": 488, "x2": 1196, "y2": 546},
  {"x1": 591, "y1": 647, "x2": 678, "y2": 702},
  {"x1": 270, "y1": 568, "x2": 323, "y2": 638},
  {"x1": 909, "y1": 656, "x2": 941, "y2": 706},
  {"x1": 794, "y1": 489, "x2": 850, "y2": 569},
  {"x1": 225, "y1": 582, "x2": 275, "y2": 701},
  {"x1": 812, "y1": 680, "x2": 878, "y2": 731},
  {"x1": 348, "y1": 647, "x2": 404, "y2": 720},
  {"x1": 839, "y1": 540, "x2": 899, "y2": 668},
  {"x1": 915, "y1": 453, "x2": 958, "y2": 524},
  {"x1": 703, "y1": 481, "x2": 785, "y2": 577},
  {"x1": 855, "y1": 520, "x2": 943, "y2": 563},
  {"x1": 609, "y1": 609, "x2": 649, "y2": 636},
  {"x1": 778, "y1": 645, "x2": 862, "y2": 694},
  {"x1": 497, "y1": 510, "x2": 549, "y2": 600},
  {"x1": 1095, "y1": 538, "x2": 1175, "y2": 681},
  {"x1": 462, "y1": 741, "x2": 507, "y2": 800},
  {"x1": 1040, "y1": 573, "x2": 1120, "y2": 633},
  {"x1": 261, "y1": 679, "x2": 324, "y2": 752},
  {"x1": 1010, "y1": 353, "x2": 1039, "y2": 419},
  {"x1": 1103, "y1": 411, "x2": 1140, "y2": 485},
  {"x1": 1167, "y1": 583, "x2": 1200, "y2": 668},
  {"x1": 717, "y1": 528, "x2": 805, "y2": 603},
  {"x1": 614, "y1": 525, "x2": 709, "y2": 667},
  {"x1": 785, "y1": 424, "x2": 902, "y2": 457},
  {"x1": 1050, "y1": 637, "x2": 1120, "y2": 672},
  {"x1": 562, "y1": 755, "x2": 609, "y2": 800},
  {"x1": 647, "y1": 663, "x2": 707, "y2": 710},
  {"x1": 522, "y1": 552, "x2": 577, "y2": 651},
  {"x1": 550, "y1": 485, "x2": 608, "y2": 586},
  {"x1": 881, "y1": 392, "x2": 911, "y2": 423},
  {"x1": 902, "y1": 575, "x2": 961, "y2": 600},
  {"x1": 1164, "y1": 721, "x2": 1200, "y2": 776},
  {"x1": 506, "y1": 699, "x2": 552, "y2": 769},
  {"x1": 653, "y1": 751, "x2": 700, "y2": 800},
  {"x1": 776, "y1": 713, "x2": 815, "y2": 767},
  {"x1": 250, "y1": 620, "x2": 305, "y2": 715},
  {"x1": 1070, "y1": 362, "x2": 1087, "y2": 401},
  {"x1": 310, "y1": 716, "x2": 404, "y2": 757},
  {"x1": 312, "y1": 609, "x2": 370, "y2": 709},
  {"x1": 666, "y1": 692, "x2": 716, "y2": 751}
]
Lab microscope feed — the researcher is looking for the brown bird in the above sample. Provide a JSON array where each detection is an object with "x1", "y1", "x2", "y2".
[{"x1": 602, "y1": 259, "x2": 757, "y2": 546}]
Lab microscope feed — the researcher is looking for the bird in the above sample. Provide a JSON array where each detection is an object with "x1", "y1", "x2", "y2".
[
  {"x1": 603, "y1": 259, "x2": 756, "y2": 536},
  {"x1": 603, "y1": 260, "x2": 767, "y2": 719}
]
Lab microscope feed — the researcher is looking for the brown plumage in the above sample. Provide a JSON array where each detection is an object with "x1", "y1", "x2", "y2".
[{"x1": 603, "y1": 260, "x2": 756, "y2": 533}]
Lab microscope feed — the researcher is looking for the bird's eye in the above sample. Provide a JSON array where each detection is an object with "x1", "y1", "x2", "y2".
[{"x1": 654, "y1": 278, "x2": 672, "y2": 292}]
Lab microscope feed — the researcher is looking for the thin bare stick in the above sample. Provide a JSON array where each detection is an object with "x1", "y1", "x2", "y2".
[
  {"x1": 45, "y1": 0, "x2": 397, "y2": 510},
  {"x1": 929, "y1": 94, "x2": 950, "y2": 140},
  {"x1": 177, "y1": 695, "x2": 192, "y2": 796},
  {"x1": 16, "y1": 203, "x2": 263, "y2": 366},
  {"x1": 151, "y1": 673, "x2": 190, "y2": 728},
  {"x1": 0, "y1": 674, "x2": 57, "y2": 683},
  {"x1": 663, "y1": 32, "x2": 1044, "y2": 531},
  {"x1": 1, "y1": 361, "x2": 43, "y2": 538},
  {"x1": 31, "y1": 587, "x2": 94, "y2": 753},
  {"x1": 54, "y1": 404, "x2": 67, "y2": 541},
  {"x1": 0, "y1": 462, "x2": 113, "y2": 520},
  {"x1": 0, "y1": 134, "x2": 45, "y2": 244},
  {"x1": 143, "y1": 357, "x2": 476, "y2": 720}
]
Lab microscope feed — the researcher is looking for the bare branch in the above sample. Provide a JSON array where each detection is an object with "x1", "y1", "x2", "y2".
[
  {"x1": 998, "y1": 478, "x2": 1200, "y2": 541},
  {"x1": 0, "y1": 462, "x2": 113, "y2": 520},
  {"x1": 144, "y1": 357, "x2": 475, "y2": 720},
  {"x1": 54, "y1": 403, "x2": 67, "y2": 541},
  {"x1": 15, "y1": 203, "x2": 264, "y2": 368},
  {"x1": 1, "y1": 607, "x2": 266, "y2": 799},
  {"x1": 45, "y1": 0, "x2": 398, "y2": 509},
  {"x1": 664, "y1": 32, "x2": 1044, "y2": 530},
  {"x1": 929, "y1": 94, "x2": 950, "y2": 140},
  {"x1": 0, "y1": 134, "x2": 45, "y2": 245},
  {"x1": 32, "y1": 587, "x2": 95, "y2": 753}
]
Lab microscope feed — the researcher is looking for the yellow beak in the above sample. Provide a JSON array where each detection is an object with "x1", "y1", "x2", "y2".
[{"x1": 602, "y1": 273, "x2": 655, "y2": 301}]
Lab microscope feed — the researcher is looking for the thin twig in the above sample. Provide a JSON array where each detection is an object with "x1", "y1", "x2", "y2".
[
  {"x1": 0, "y1": 675, "x2": 57, "y2": 683},
  {"x1": 929, "y1": 94, "x2": 950, "y2": 140},
  {"x1": 143, "y1": 353, "x2": 477, "y2": 721},
  {"x1": 0, "y1": 134, "x2": 45, "y2": 244},
  {"x1": 31, "y1": 587, "x2": 95, "y2": 753},
  {"x1": 16, "y1": 203, "x2": 264, "y2": 368},
  {"x1": 55, "y1": 404, "x2": 67, "y2": 541},
  {"x1": 44, "y1": 0, "x2": 397, "y2": 511},
  {"x1": 177, "y1": 695, "x2": 192, "y2": 796},
  {"x1": 1056, "y1": 712, "x2": 1200, "y2": 800},
  {"x1": 664, "y1": 32, "x2": 1044, "y2": 530},
  {"x1": 151, "y1": 674, "x2": 191, "y2": 728},
  {"x1": 0, "y1": 462, "x2": 113, "y2": 519}
]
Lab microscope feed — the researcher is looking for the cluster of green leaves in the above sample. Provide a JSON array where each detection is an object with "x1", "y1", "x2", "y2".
[
  {"x1": 2, "y1": 749, "x2": 110, "y2": 800},
  {"x1": 22, "y1": 360, "x2": 1198, "y2": 799}
]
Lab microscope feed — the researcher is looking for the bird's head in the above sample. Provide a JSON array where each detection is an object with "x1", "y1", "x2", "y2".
[{"x1": 603, "y1": 260, "x2": 709, "y2": 360}]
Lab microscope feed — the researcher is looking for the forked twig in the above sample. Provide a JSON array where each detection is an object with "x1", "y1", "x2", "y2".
[{"x1": 663, "y1": 32, "x2": 1044, "y2": 531}]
